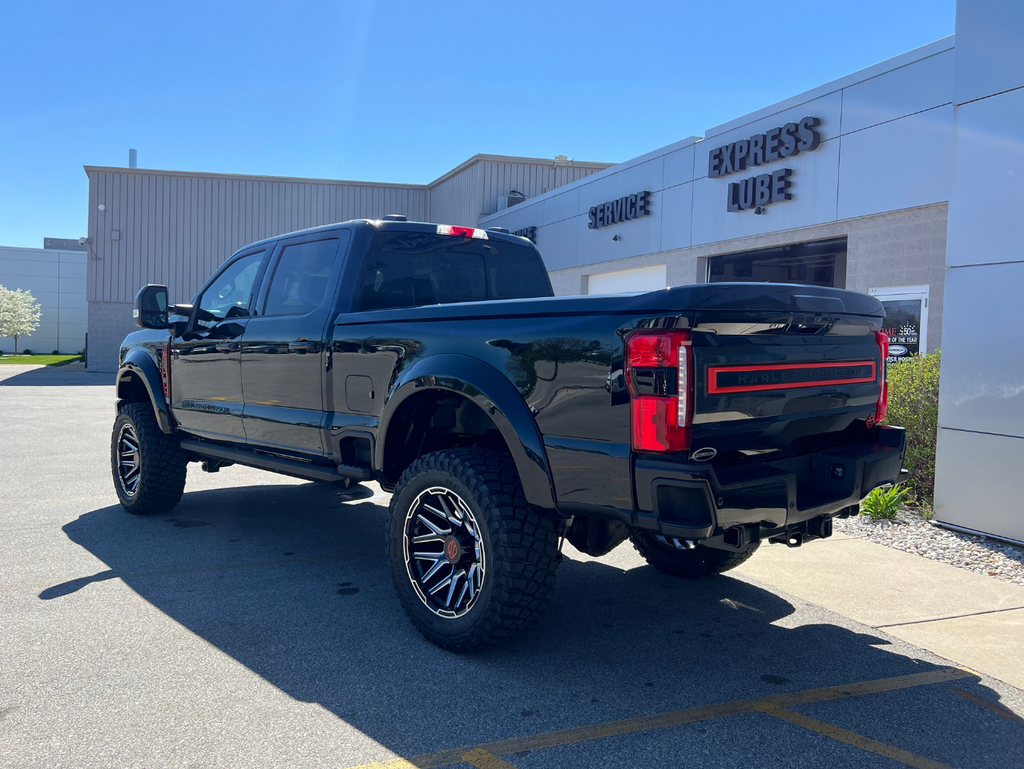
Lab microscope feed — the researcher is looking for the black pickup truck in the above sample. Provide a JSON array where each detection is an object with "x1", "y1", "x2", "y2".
[{"x1": 113, "y1": 216, "x2": 906, "y2": 650}]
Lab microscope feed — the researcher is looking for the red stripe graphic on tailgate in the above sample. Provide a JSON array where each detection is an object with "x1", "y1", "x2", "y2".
[{"x1": 707, "y1": 360, "x2": 877, "y2": 395}]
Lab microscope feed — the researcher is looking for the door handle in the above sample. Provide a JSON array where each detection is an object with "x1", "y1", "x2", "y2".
[
  {"x1": 288, "y1": 340, "x2": 315, "y2": 354},
  {"x1": 215, "y1": 342, "x2": 239, "y2": 353}
]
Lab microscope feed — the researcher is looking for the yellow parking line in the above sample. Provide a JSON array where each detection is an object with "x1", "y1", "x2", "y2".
[
  {"x1": 755, "y1": 702, "x2": 952, "y2": 769},
  {"x1": 461, "y1": 749, "x2": 519, "y2": 769},
  {"x1": 765, "y1": 666, "x2": 971, "y2": 707},
  {"x1": 949, "y1": 687, "x2": 1024, "y2": 723},
  {"x1": 342, "y1": 667, "x2": 972, "y2": 769}
]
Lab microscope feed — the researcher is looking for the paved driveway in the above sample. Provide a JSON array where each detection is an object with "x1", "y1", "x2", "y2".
[{"x1": 1, "y1": 365, "x2": 1022, "y2": 768}]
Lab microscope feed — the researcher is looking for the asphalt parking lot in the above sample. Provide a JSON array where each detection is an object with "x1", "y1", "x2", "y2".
[{"x1": 2, "y1": 365, "x2": 1023, "y2": 768}]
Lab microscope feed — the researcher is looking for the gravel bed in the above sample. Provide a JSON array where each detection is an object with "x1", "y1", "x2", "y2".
[{"x1": 834, "y1": 511, "x2": 1024, "y2": 588}]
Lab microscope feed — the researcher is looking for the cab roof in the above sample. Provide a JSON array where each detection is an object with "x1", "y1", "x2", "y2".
[{"x1": 236, "y1": 218, "x2": 534, "y2": 253}]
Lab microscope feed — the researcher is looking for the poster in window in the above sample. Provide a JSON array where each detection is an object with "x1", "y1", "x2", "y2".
[{"x1": 879, "y1": 299, "x2": 922, "y2": 360}]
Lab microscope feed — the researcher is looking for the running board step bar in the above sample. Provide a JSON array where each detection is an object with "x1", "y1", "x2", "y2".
[{"x1": 180, "y1": 439, "x2": 373, "y2": 482}]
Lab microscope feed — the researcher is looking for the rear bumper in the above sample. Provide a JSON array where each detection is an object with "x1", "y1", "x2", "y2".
[{"x1": 633, "y1": 426, "x2": 908, "y2": 540}]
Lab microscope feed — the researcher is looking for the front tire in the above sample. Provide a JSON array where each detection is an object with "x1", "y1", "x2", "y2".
[
  {"x1": 630, "y1": 530, "x2": 759, "y2": 578},
  {"x1": 386, "y1": 448, "x2": 560, "y2": 652},
  {"x1": 111, "y1": 402, "x2": 188, "y2": 514}
]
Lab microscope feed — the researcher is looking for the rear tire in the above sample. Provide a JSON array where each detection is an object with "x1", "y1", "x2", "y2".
[
  {"x1": 630, "y1": 530, "x2": 759, "y2": 578},
  {"x1": 386, "y1": 448, "x2": 560, "y2": 652},
  {"x1": 111, "y1": 402, "x2": 188, "y2": 514}
]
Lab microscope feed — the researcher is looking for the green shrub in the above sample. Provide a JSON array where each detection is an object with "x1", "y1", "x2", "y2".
[
  {"x1": 886, "y1": 350, "x2": 941, "y2": 503},
  {"x1": 860, "y1": 484, "x2": 909, "y2": 521},
  {"x1": 22, "y1": 349, "x2": 32, "y2": 355}
]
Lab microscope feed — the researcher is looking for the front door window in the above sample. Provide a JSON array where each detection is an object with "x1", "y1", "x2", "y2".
[{"x1": 195, "y1": 251, "x2": 264, "y2": 329}]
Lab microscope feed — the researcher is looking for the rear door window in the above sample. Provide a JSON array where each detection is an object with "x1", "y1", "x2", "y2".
[
  {"x1": 262, "y1": 238, "x2": 340, "y2": 317},
  {"x1": 355, "y1": 231, "x2": 551, "y2": 311}
]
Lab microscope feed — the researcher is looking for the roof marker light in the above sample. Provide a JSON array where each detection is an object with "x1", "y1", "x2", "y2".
[{"x1": 437, "y1": 224, "x2": 488, "y2": 239}]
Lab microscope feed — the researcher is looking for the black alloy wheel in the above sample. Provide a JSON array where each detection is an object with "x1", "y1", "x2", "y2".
[
  {"x1": 386, "y1": 448, "x2": 560, "y2": 652},
  {"x1": 116, "y1": 423, "x2": 142, "y2": 497},
  {"x1": 403, "y1": 486, "x2": 486, "y2": 618}
]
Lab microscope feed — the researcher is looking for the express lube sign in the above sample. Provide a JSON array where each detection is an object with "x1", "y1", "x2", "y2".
[{"x1": 708, "y1": 116, "x2": 822, "y2": 212}]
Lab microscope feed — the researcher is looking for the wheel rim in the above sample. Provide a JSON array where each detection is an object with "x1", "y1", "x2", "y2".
[
  {"x1": 403, "y1": 486, "x2": 486, "y2": 619},
  {"x1": 117, "y1": 424, "x2": 142, "y2": 497}
]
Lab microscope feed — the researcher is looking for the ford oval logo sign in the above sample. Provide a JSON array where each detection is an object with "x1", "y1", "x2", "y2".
[
  {"x1": 691, "y1": 447, "x2": 717, "y2": 462},
  {"x1": 889, "y1": 345, "x2": 908, "y2": 357}
]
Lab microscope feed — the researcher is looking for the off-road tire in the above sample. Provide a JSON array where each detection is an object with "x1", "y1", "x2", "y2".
[
  {"x1": 630, "y1": 530, "x2": 759, "y2": 578},
  {"x1": 386, "y1": 448, "x2": 560, "y2": 652},
  {"x1": 111, "y1": 402, "x2": 188, "y2": 514}
]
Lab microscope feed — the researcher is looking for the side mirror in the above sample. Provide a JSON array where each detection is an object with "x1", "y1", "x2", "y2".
[{"x1": 134, "y1": 284, "x2": 169, "y2": 329}]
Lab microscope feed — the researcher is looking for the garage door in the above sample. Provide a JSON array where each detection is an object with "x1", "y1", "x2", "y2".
[{"x1": 586, "y1": 264, "x2": 667, "y2": 295}]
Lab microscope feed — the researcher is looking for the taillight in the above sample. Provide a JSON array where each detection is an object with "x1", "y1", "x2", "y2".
[
  {"x1": 874, "y1": 331, "x2": 889, "y2": 425},
  {"x1": 436, "y1": 224, "x2": 488, "y2": 239},
  {"x1": 161, "y1": 340, "x2": 171, "y2": 402},
  {"x1": 625, "y1": 330, "x2": 692, "y2": 452}
]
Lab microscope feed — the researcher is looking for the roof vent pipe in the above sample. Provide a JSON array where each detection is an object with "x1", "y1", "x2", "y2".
[{"x1": 129, "y1": 149, "x2": 138, "y2": 169}]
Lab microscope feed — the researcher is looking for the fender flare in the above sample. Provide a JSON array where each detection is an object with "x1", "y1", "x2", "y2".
[
  {"x1": 116, "y1": 349, "x2": 174, "y2": 434},
  {"x1": 377, "y1": 353, "x2": 559, "y2": 515}
]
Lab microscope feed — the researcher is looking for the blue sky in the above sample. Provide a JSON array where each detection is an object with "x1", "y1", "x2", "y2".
[{"x1": 1, "y1": 0, "x2": 956, "y2": 248}]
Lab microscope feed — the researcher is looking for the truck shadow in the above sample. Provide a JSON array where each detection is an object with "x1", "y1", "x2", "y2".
[{"x1": 44, "y1": 482, "x2": 1020, "y2": 764}]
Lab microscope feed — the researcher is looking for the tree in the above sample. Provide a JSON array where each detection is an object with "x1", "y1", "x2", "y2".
[{"x1": 0, "y1": 284, "x2": 42, "y2": 355}]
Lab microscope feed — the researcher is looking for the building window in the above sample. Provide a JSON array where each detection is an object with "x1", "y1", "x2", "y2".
[
  {"x1": 707, "y1": 237, "x2": 847, "y2": 288},
  {"x1": 869, "y1": 285, "x2": 929, "y2": 357}
]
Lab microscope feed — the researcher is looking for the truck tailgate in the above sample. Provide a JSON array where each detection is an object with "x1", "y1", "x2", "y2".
[
  {"x1": 630, "y1": 282, "x2": 888, "y2": 464},
  {"x1": 691, "y1": 326, "x2": 883, "y2": 458}
]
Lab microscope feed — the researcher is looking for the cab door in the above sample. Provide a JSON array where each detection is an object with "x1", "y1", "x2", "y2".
[
  {"x1": 170, "y1": 248, "x2": 268, "y2": 442},
  {"x1": 240, "y1": 231, "x2": 350, "y2": 455}
]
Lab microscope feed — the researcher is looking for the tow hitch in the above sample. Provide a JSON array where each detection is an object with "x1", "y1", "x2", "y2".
[
  {"x1": 703, "y1": 524, "x2": 759, "y2": 553},
  {"x1": 768, "y1": 516, "x2": 834, "y2": 548}
]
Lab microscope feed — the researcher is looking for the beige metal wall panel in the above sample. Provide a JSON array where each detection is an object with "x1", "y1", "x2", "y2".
[
  {"x1": 479, "y1": 161, "x2": 606, "y2": 217},
  {"x1": 428, "y1": 163, "x2": 481, "y2": 227},
  {"x1": 426, "y1": 157, "x2": 611, "y2": 226},
  {"x1": 83, "y1": 155, "x2": 610, "y2": 369},
  {"x1": 86, "y1": 168, "x2": 428, "y2": 304}
]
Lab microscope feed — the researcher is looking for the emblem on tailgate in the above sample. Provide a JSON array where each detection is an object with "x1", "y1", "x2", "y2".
[{"x1": 691, "y1": 447, "x2": 717, "y2": 462}]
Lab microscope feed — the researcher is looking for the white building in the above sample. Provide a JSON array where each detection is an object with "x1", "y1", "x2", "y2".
[
  {"x1": 482, "y1": 38, "x2": 953, "y2": 361},
  {"x1": 930, "y1": 0, "x2": 1024, "y2": 545},
  {"x1": 0, "y1": 241, "x2": 87, "y2": 355}
]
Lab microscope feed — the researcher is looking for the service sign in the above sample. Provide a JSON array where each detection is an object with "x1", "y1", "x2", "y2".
[
  {"x1": 512, "y1": 226, "x2": 537, "y2": 243},
  {"x1": 587, "y1": 190, "x2": 652, "y2": 229}
]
